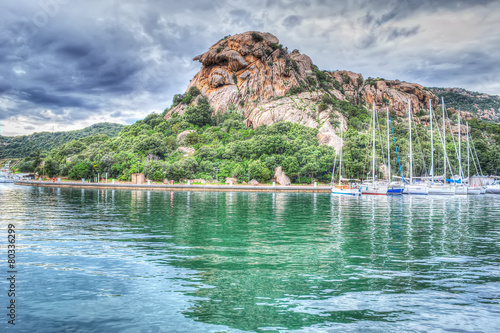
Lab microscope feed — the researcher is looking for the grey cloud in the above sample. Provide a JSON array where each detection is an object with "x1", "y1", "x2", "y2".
[
  {"x1": 282, "y1": 15, "x2": 302, "y2": 28},
  {"x1": 18, "y1": 88, "x2": 89, "y2": 109},
  {"x1": 0, "y1": 0, "x2": 498, "y2": 136},
  {"x1": 24, "y1": 125, "x2": 35, "y2": 131},
  {"x1": 387, "y1": 26, "x2": 420, "y2": 41}
]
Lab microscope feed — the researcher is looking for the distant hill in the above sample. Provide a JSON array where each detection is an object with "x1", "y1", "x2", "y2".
[
  {"x1": 429, "y1": 87, "x2": 500, "y2": 122},
  {"x1": 0, "y1": 122, "x2": 124, "y2": 158}
]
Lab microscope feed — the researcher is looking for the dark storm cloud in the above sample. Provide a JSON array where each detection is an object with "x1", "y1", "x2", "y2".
[
  {"x1": 386, "y1": 26, "x2": 420, "y2": 41},
  {"x1": 0, "y1": 0, "x2": 498, "y2": 135},
  {"x1": 18, "y1": 87, "x2": 89, "y2": 109},
  {"x1": 282, "y1": 15, "x2": 302, "y2": 28}
]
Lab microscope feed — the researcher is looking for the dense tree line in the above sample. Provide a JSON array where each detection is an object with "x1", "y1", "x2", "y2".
[
  {"x1": 13, "y1": 97, "x2": 500, "y2": 182},
  {"x1": 0, "y1": 123, "x2": 124, "y2": 159}
]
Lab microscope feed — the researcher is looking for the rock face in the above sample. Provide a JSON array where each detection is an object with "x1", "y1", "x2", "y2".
[
  {"x1": 331, "y1": 71, "x2": 438, "y2": 117},
  {"x1": 176, "y1": 147, "x2": 195, "y2": 156},
  {"x1": 225, "y1": 177, "x2": 237, "y2": 184},
  {"x1": 274, "y1": 166, "x2": 291, "y2": 186},
  {"x1": 165, "y1": 31, "x2": 442, "y2": 152},
  {"x1": 176, "y1": 130, "x2": 196, "y2": 144}
]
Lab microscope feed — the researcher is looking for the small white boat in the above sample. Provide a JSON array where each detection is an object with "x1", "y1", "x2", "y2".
[
  {"x1": 0, "y1": 176, "x2": 14, "y2": 183},
  {"x1": 331, "y1": 185, "x2": 360, "y2": 196},
  {"x1": 485, "y1": 181, "x2": 500, "y2": 194},
  {"x1": 0, "y1": 162, "x2": 14, "y2": 183}
]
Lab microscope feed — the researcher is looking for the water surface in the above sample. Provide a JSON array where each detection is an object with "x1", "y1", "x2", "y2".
[{"x1": 0, "y1": 184, "x2": 499, "y2": 332}]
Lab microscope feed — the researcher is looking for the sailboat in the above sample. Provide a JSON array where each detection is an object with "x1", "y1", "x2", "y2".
[
  {"x1": 466, "y1": 122, "x2": 482, "y2": 195},
  {"x1": 361, "y1": 103, "x2": 388, "y2": 195},
  {"x1": 405, "y1": 99, "x2": 428, "y2": 195},
  {"x1": 386, "y1": 106, "x2": 404, "y2": 195},
  {"x1": 485, "y1": 180, "x2": 500, "y2": 194},
  {"x1": 428, "y1": 99, "x2": 455, "y2": 195},
  {"x1": 331, "y1": 119, "x2": 360, "y2": 196}
]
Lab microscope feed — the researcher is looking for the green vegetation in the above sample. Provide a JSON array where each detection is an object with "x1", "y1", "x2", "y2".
[
  {"x1": 251, "y1": 32, "x2": 263, "y2": 42},
  {"x1": 430, "y1": 87, "x2": 500, "y2": 116},
  {"x1": 0, "y1": 123, "x2": 123, "y2": 159},
  {"x1": 13, "y1": 102, "x2": 500, "y2": 181}
]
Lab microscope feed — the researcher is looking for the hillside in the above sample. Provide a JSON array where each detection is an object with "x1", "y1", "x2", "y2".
[
  {"x1": 430, "y1": 87, "x2": 500, "y2": 122},
  {"x1": 0, "y1": 122, "x2": 124, "y2": 159},
  {"x1": 13, "y1": 31, "x2": 500, "y2": 181}
]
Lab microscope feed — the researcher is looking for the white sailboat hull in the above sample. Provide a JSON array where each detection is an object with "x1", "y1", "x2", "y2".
[
  {"x1": 405, "y1": 184, "x2": 429, "y2": 195},
  {"x1": 455, "y1": 186, "x2": 468, "y2": 195},
  {"x1": 361, "y1": 185, "x2": 388, "y2": 195},
  {"x1": 428, "y1": 184, "x2": 456, "y2": 195},
  {"x1": 485, "y1": 184, "x2": 500, "y2": 194},
  {"x1": 467, "y1": 187, "x2": 482, "y2": 195},
  {"x1": 331, "y1": 188, "x2": 360, "y2": 196}
]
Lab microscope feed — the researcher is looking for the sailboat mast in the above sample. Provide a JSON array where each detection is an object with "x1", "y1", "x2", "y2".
[
  {"x1": 430, "y1": 100, "x2": 434, "y2": 183},
  {"x1": 467, "y1": 122, "x2": 470, "y2": 182},
  {"x1": 442, "y1": 97, "x2": 447, "y2": 180},
  {"x1": 387, "y1": 106, "x2": 391, "y2": 183},
  {"x1": 408, "y1": 99, "x2": 413, "y2": 184},
  {"x1": 338, "y1": 119, "x2": 343, "y2": 186},
  {"x1": 372, "y1": 102, "x2": 376, "y2": 186},
  {"x1": 458, "y1": 110, "x2": 462, "y2": 179}
]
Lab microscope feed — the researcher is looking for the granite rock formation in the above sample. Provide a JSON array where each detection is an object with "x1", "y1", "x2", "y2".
[{"x1": 165, "y1": 31, "x2": 442, "y2": 152}]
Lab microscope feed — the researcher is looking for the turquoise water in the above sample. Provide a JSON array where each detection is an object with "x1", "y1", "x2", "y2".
[{"x1": 0, "y1": 184, "x2": 499, "y2": 332}]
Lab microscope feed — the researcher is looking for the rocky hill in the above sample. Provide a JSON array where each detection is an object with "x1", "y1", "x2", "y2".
[
  {"x1": 430, "y1": 87, "x2": 500, "y2": 122},
  {"x1": 165, "y1": 31, "x2": 439, "y2": 151}
]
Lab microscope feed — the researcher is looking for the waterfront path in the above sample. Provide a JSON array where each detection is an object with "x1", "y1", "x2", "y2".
[{"x1": 14, "y1": 180, "x2": 332, "y2": 193}]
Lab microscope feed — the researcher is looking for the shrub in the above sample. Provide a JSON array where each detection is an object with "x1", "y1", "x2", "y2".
[
  {"x1": 68, "y1": 162, "x2": 91, "y2": 179},
  {"x1": 188, "y1": 86, "x2": 201, "y2": 97},
  {"x1": 251, "y1": 32, "x2": 263, "y2": 42},
  {"x1": 183, "y1": 96, "x2": 213, "y2": 127}
]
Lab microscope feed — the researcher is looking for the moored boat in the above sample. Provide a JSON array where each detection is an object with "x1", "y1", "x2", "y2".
[
  {"x1": 485, "y1": 180, "x2": 500, "y2": 194},
  {"x1": 331, "y1": 184, "x2": 360, "y2": 196},
  {"x1": 405, "y1": 183, "x2": 429, "y2": 195},
  {"x1": 428, "y1": 183, "x2": 456, "y2": 195}
]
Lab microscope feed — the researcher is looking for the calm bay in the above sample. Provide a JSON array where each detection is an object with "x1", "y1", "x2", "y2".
[{"x1": 1, "y1": 184, "x2": 499, "y2": 332}]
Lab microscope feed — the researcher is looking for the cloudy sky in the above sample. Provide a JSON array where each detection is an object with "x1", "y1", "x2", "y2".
[{"x1": 1, "y1": 0, "x2": 499, "y2": 136}]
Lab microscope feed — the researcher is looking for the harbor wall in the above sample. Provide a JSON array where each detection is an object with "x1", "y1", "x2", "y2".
[{"x1": 14, "y1": 181, "x2": 331, "y2": 193}]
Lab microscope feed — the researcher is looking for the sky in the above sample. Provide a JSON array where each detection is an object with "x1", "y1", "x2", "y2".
[{"x1": 1, "y1": 0, "x2": 499, "y2": 136}]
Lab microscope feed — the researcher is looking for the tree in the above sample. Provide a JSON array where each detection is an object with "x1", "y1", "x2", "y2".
[
  {"x1": 183, "y1": 96, "x2": 213, "y2": 127},
  {"x1": 68, "y1": 162, "x2": 92, "y2": 179}
]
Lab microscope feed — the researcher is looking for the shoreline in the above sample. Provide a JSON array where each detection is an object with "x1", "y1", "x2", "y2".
[{"x1": 13, "y1": 181, "x2": 332, "y2": 193}]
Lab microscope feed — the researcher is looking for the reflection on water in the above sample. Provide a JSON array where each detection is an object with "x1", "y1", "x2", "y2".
[{"x1": 0, "y1": 183, "x2": 499, "y2": 332}]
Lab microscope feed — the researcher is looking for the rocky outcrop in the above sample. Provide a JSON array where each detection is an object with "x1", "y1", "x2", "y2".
[
  {"x1": 176, "y1": 147, "x2": 195, "y2": 156},
  {"x1": 225, "y1": 177, "x2": 237, "y2": 184},
  {"x1": 249, "y1": 179, "x2": 259, "y2": 185},
  {"x1": 176, "y1": 130, "x2": 196, "y2": 144},
  {"x1": 274, "y1": 166, "x2": 291, "y2": 186},
  {"x1": 330, "y1": 71, "x2": 438, "y2": 116},
  {"x1": 165, "y1": 31, "x2": 314, "y2": 119},
  {"x1": 165, "y1": 31, "x2": 444, "y2": 152}
]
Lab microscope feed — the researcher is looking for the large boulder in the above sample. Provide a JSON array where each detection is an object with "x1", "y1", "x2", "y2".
[
  {"x1": 225, "y1": 177, "x2": 237, "y2": 184},
  {"x1": 274, "y1": 166, "x2": 291, "y2": 186}
]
